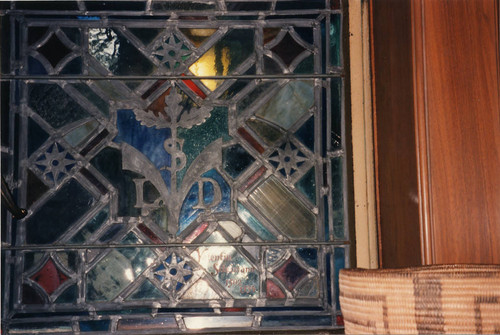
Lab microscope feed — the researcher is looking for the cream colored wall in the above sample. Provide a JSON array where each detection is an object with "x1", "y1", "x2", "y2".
[{"x1": 348, "y1": 0, "x2": 378, "y2": 268}]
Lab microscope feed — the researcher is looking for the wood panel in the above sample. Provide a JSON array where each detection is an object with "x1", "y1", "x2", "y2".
[
  {"x1": 370, "y1": 0, "x2": 421, "y2": 267},
  {"x1": 372, "y1": 0, "x2": 500, "y2": 267},
  {"x1": 421, "y1": 0, "x2": 500, "y2": 264}
]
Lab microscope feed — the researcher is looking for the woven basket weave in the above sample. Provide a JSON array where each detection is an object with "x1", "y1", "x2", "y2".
[{"x1": 339, "y1": 264, "x2": 500, "y2": 334}]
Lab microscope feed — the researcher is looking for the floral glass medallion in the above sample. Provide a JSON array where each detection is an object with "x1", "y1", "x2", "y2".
[{"x1": 1, "y1": 0, "x2": 349, "y2": 333}]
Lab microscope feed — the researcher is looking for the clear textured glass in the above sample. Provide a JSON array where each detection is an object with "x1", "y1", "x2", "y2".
[{"x1": 1, "y1": 1, "x2": 347, "y2": 333}]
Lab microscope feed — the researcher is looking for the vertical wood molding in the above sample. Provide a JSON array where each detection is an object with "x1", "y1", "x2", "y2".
[
  {"x1": 410, "y1": 0, "x2": 434, "y2": 265},
  {"x1": 349, "y1": 0, "x2": 378, "y2": 269}
]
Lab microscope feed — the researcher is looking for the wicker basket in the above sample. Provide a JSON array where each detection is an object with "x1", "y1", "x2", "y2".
[{"x1": 339, "y1": 264, "x2": 500, "y2": 334}]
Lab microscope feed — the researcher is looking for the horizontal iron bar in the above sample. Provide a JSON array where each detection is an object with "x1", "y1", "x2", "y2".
[
  {"x1": 0, "y1": 73, "x2": 343, "y2": 81},
  {"x1": 1, "y1": 240, "x2": 350, "y2": 251}
]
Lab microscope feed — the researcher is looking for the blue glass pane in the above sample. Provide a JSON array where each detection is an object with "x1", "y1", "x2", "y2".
[
  {"x1": 28, "y1": 56, "x2": 47, "y2": 75},
  {"x1": 79, "y1": 320, "x2": 111, "y2": 332},
  {"x1": 296, "y1": 248, "x2": 318, "y2": 268},
  {"x1": 295, "y1": 116, "x2": 315, "y2": 152},
  {"x1": 334, "y1": 247, "x2": 346, "y2": 309}
]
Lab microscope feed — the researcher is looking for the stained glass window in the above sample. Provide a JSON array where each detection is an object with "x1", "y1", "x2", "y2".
[{"x1": 1, "y1": 1, "x2": 349, "y2": 333}]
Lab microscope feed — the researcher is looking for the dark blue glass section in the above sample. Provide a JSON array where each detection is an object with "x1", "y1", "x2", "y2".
[
  {"x1": 90, "y1": 147, "x2": 142, "y2": 217},
  {"x1": 115, "y1": 109, "x2": 171, "y2": 189},
  {"x1": 296, "y1": 248, "x2": 318, "y2": 268},
  {"x1": 129, "y1": 28, "x2": 163, "y2": 45},
  {"x1": 27, "y1": 118, "x2": 49, "y2": 157},
  {"x1": 16, "y1": 1, "x2": 78, "y2": 10},
  {"x1": 261, "y1": 315, "x2": 331, "y2": 327},
  {"x1": 28, "y1": 83, "x2": 89, "y2": 129},
  {"x1": 28, "y1": 57, "x2": 47, "y2": 75},
  {"x1": 222, "y1": 143, "x2": 255, "y2": 179},
  {"x1": 79, "y1": 320, "x2": 111, "y2": 332},
  {"x1": 334, "y1": 247, "x2": 346, "y2": 309},
  {"x1": 295, "y1": 117, "x2": 315, "y2": 152},
  {"x1": 85, "y1": 1, "x2": 145, "y2": 11},
  {"x1": 26, "y1": 179, "x2": 94, "y2": 244},
  {"x1": 326, "y1": 253, "x2": 332, "y2": 305},
  {"x1": 331, "y1": 157, "x2": 344, "y2": 239},
  {"x1": 60, "y1": 57, "x2": 82, "y2": 74},
  {"x1": 61, "y1": 28, "x2": 81, "y2": 44}
]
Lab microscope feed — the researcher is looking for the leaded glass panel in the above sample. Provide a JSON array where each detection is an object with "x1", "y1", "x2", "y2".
[{"x1": 1, "y1": 1, "x2": 349, "y2": 333}]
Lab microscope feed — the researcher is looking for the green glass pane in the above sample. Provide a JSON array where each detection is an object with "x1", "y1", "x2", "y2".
[
  {"x1": 237, "y1": 81, "x2": 276, "y2": 113},
  {"x1": 248, "y1": 176, "x2": 316, "y2": 239},
  {"x1": 70, "y1": 207, "x2": 109, "y2": 244},
  {"x1": 255, "y1": 81, "x2": 314, "y2": 130},
  {"x1": 72, "y1": 83, "x2": 109, "y2": 116},
  {"x1": 330, "y1": 14, "x2": 341, "y2": 67},
  {"x1": 294, "y1": 54, "x2": 314, "y2": 74},
  {"x1": 331, "y1": 77, "x2": 342, "y2": 149},
  {"x1": 237, "y1": 202, "x2": 276, "y2": 241},
  {"x1": 177, "y1": 107, "x2": 230, "y2": 186},
  {"x1": 28, "y1": 84, "x2": 90, "y2": 129},
  {"x1": 86, "y1": 250, "x2": 136, "y2": 301},
  {"x1": 126, "y1": 279, "x2": 166, "y2": 301},
  {"x1": 86, "y1": 242, "x2": 155, "y2": 302},
  {"x1": 331, "y1": 157, "x2": 344, "y2": 239},
  {"x1": 54, "y1": 285, "x2": 77, "y2": 303},
  {"x1": 64, "y1": 119, "x2": 99, "y2": 147},
  {"x1": 246, "y1": 117, "x2": 284, "y2": 146},
  {"x1": 295, "y1": 167, "x2": 317, "y2": 205}
]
